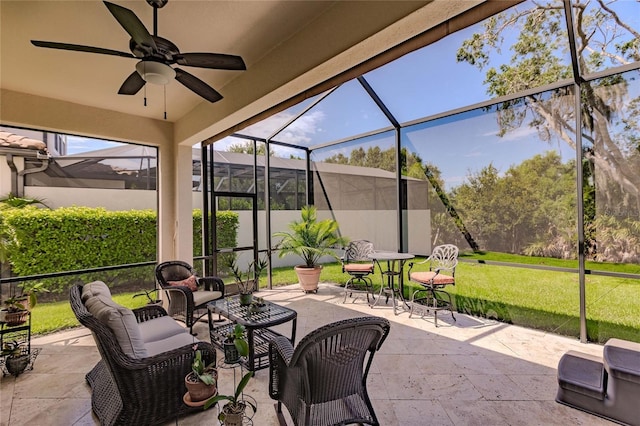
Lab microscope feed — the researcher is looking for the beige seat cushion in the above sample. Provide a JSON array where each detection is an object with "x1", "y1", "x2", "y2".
[
  {"x1": 145, "y1": 333, "x2": 198, "y2": 357},
  {"x1": 138, "y1": 316, "x2": 187, "y2": 343},
  {"x1": 84, "y1": 290, "x2": 148, "y2": 359},
  {"x1": 193, "y1": 290, "x2": 223, "y2": 306},
  {"x1": 410, "y1": 271, "x2": 455, "y2": 285}
]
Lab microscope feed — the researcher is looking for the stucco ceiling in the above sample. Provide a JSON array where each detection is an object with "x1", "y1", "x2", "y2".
[{"x1": 0, "y1": 1, "x2": 496, "y2": 147}]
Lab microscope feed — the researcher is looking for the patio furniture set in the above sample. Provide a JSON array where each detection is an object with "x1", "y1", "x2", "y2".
[
  {"x1": 69, "y1": 260, "x2": 391, "y2": 425},
  {"x1": 342, "y1": 240, "x2": 459, "y2": 326},
  {"x1": 69, "y1": 253, "x2": 640, "y2": 426}
]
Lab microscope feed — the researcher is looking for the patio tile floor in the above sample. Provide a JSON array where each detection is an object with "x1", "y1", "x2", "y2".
[{"x1": 1, "y1": 284, "x2": 615, "y2": 425}]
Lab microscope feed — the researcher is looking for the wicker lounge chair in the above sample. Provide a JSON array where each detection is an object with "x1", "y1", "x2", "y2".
[
  {"x1": 155, "y1": 260, "x2": 225, "y2": 333},
  {"x1": 269, "y1": 316, "x2": 391, "y2": 426},
  {"x1": 70, "y1": 283, "x2": 216, "y2": 426}
]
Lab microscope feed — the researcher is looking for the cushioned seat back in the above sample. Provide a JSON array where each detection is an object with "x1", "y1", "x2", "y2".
[
  {"x1": 71, "y1": 282, "x2": 147, "y2": 360},
  {"x1": 156, "y1": 261, "x2": 195, "y2": 287}
]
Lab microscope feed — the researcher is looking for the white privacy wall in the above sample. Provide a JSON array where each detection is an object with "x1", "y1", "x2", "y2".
[{"x1": 23, "y1": 187, "x2": 431, "y2": 268}]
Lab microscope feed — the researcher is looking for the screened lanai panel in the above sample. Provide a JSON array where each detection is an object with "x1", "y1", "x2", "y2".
[
  {"x1": 364, "y1": 0, "x2": 572, "y2": 123},
  {"x1": 402, "y1": 86, "x2": 578, "y2": 259},
  {"x1": 402, "y1": 88, "x2": 582, "y2": 340},
  {"x1": 582, "y1": 70, "x2": 640, "y2": 268},
  {"x1": 311, "y1": 131, "x2": 398, "y2": 252},
  {"x1": 269, "y1": 146, "x2": 309, "y2": 267},
  {"x1": 275, "y1": 79, "x2": 392, "y2": 148},
  {"x1": 574, "y1": 0, "x2": 640, "y2": 77}
]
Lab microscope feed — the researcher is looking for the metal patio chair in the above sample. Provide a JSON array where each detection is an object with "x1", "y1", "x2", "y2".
[
  {"x1": 341, "y1": 240, "x2": 376, "y2": 304},
  {"x1": 408, "y1": 244, "x2": 458, "y2": 326}
]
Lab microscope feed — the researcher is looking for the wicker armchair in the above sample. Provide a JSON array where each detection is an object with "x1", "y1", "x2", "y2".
[
  {"x1": 269, "y1": 316, "x2": 391, "y2": 426},
  {"x1": 155, "y1": 260, "x2": 225, "y2": 333},
  {"x1": 70, "y1": 284, "x2": 217, "y2": 426},
  {"x1": 341, "y1": 240, "x2": 376, "y2": 304}
]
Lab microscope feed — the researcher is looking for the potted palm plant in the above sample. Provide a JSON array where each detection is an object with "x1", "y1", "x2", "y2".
[
  {"x1": 184, "y1": 346, "x2": 218, "y2": 404},
  {"x1": 274, "y1": 206, "x2": 348, "y2": 293},
  {"x1": 204, "y1": 370, "x2": 255, "y2": 426}
]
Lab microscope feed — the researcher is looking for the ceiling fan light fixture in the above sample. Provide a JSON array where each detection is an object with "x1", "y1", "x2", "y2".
[{"x1": 135, "y1": 60, "x2": 175, "y2": 85}]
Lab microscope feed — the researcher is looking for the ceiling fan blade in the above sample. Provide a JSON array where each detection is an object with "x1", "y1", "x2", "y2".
[
  {"x1": 174, "y1": 68, "x2": 222, "y2": 103},
  {"x1": 31, "y1": 40, "x2": 135, "y2": 58},
  {"x1": 118, "y1": 71, "x2": 146, "y2": 95},
  {"x1": 176, "y1": 53, "x2": 246, "y2": 71},
  {"x1": 103, "y1": 1, "x2": 156, "y2": 55}
]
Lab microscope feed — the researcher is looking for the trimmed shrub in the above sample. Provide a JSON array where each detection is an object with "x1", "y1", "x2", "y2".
[{"x1": 2, "y1": 207, "x2": 238, "y2": 295}]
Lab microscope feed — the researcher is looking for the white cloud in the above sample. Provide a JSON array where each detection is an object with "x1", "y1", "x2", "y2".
[{"x1": 275, "y1": 110, "x2": 326, "y2": 145}]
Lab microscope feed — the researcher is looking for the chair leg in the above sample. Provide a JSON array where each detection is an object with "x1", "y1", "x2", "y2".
[
  {"x1": 343, "y1": 277, "x2": 354, "y2": 303},
  {"x1": 432, "y1": 288, "x2": 456, "y2": 326},
  {"x1": 409, "y1": 288, "x2": 426, "y2": 318},
  {"x1": 365, "y1": 276, "x2": 375, "y2": 304},
  {"x1": 274, "y1": 402, "x2": 287, "y2": 426}
]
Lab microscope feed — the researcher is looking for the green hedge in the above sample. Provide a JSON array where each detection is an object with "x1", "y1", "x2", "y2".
[
  {"x1": 5, "y1": 207, "x2": 156, "y2": 275},
  {"x1": 193, "y1": 209, "x2": 238, "y2": 256},
  {"x1": 2, "y1": 207, "x2": 238, "y2": 295}
]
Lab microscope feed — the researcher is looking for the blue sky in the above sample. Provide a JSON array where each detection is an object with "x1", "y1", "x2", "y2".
[{"x1": 66, "y1": 136, "x2": 126, "y2": 155}]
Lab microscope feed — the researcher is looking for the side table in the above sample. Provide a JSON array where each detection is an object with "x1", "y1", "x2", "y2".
[{"x1": 369, "y1": 251, "x2": 415, "y2": 315}]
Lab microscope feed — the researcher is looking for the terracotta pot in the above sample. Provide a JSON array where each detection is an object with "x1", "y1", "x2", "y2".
[
  {"x1": 4, "y1": 310, "x2": 29, "y2": 327},
  {"x1": 184, "y1": 370, "x2": 217, "y2": 402},
  {"x1": 294, "y1": 265, "x2": 322, "y2": 293}
]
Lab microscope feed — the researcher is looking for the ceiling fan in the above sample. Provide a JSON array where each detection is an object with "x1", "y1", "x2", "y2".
[{"x1": 31, "y1": 0, "x2": 246, "y2": 104}]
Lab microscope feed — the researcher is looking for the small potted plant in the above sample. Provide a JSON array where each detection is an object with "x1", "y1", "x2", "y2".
[
  {"x1": 184, "y1": 346, "x2": 218, "y2": 404},
  {"x1": 222, "y1": 323, "x2": 248, "y2": 364},
  {"x1": 204, "y1": 370, "x2": 255, "y2": 426},
  {"x1": 1, "y1": 282, "x2": 49, "y2": 326},
  {"x1": 248, "y1": 296, "x2": 266, "y2": 313},
  {"x1": 2, "y1": 296, "x2": 29, "y2": 326},
  {"x1": 228, "y1": 256, "x2": 268, "y2": 306},
  {"x1": 274, "y1": 205, "x2": 348, "y2": 293},
  {"x1": 2, "y1": 340, "x2": 30, "y2": 376}
]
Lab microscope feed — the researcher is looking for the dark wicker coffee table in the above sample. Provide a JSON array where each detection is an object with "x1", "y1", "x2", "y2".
[{"x1": 207, "y1": 296, "x2": 297, "y2": 371}]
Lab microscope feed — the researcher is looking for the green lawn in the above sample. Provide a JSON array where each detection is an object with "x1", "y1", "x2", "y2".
[{"x1": 29, "y1": 254, "x2": 640, "y2": 344}]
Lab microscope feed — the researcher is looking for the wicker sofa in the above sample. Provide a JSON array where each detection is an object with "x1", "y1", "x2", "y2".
[{"x1": 70, "y1": 281, "x2": 216, "y2": 426}]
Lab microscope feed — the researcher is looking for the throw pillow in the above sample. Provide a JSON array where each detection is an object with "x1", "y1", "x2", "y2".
[{"x1": 168, "y1": 274, "x2": 198, "y2": 292}]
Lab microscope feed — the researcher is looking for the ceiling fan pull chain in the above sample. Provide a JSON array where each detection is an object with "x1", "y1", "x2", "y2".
[
  {"x1": 143, "y1": 61, "x2": 147, "y2": 107},
  {"x1": 164, "y1": 86, "x2": 167, "y2": 120}
]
